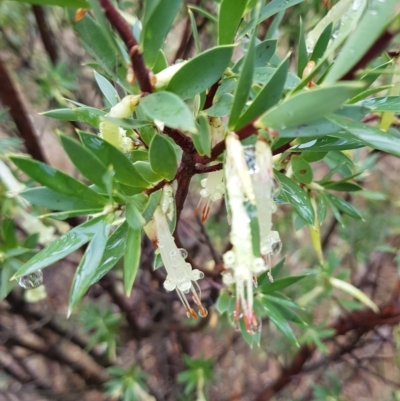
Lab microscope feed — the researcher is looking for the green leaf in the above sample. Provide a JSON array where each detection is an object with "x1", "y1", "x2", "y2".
[
  {"x1": 324, "y1": 0, "x2": 399, "y2": 83},
  {"x1": 204, "y1": 93, "x2": 233, "y2": 117},
  {"x1": 325, "y1": 193, "x2": 362, "y2": 220},
  {"x1": 322, "y1": 182, "x2": 362, "y2": 192},
  {"x1": 218, "y1": 0, "x2": 247, "y2": 45},
  {"x1": 275, "y1": 170, "x2": 315, "y2": 225},
  {"x1": 166, "y1": 45, "x2": 234, "y2": 100},
  {"x1": 256, "y1": 83, "x2": 364, "y2": 130},
  {"x1": 291, "y1": 155, "x2": 313, "y2": 185},
  {"x1": 42, "y1": 107, "x2": 105, "y2": 128},
  {"x1": 94, "y1": 71, "x2": 120, "y2": 106},
  {"x1": 11, "y1": 216, "x2": 106, "y2": 279},
  {"x1": 188, "y1": 9, "x2": 201, "y2": 55},
  {"x1": 310, "y1": 23, "x2": 332, "y2": 63},
  {"x1": 254, "y1": 67, "x2": 300, "y2": 90},
  {"x1": 216, "y1": 290, "x2": 231, "y2": 314},
  {"x1": 78, "y1": 131, "x2": 149, "y2": 188},
  {"x1": 124, "y1": 227, "x2": 142, "y2": 296},
  {"x1": 100, "y1": 117, "x2": 153, "y2": 130},
  {"x1": 236, "y1": 55, "x2": 289, "y2": 129},
  {"x1": 326, "y1": 114, "x2": 400, "y2": 158},
  {"x1": 140, "y1": 92, "x2": 197, "y2": 133},
  {"x1": 20, "y1": 187, "x2": 102, "y2": 211},
  {"x1": 141, "y1": 0, "x2": 183, "y2": 68},
  {"x1": 233, "y1": 39, "x2": 277, "y2": 72},
  {"x1": 125, "y1": 202, "x2": 146, "y2": 230},
  {"x1": 89, "y1": 222, "x2": 129, "y2": 285},
  {"x1": 228, "y1": 28, "x2": 256, "y2": 129},
  {"x1": 192, "y1": 114, "x2": 211, "y2": 157},
  {"x1": 69, "y1": 218, "x2": 110, "y2": 313},
  {"x1": 360, "y1": 96, "x2": 400, "y2": 112},
  {"x1": 260, "y1": 297, "x2": 298, "y2": 344},
  {"x1": 297, "y1": 18, "x2": 307, "y2": 78},
  {"x1": 259, "y1": 0, "x2": 304, "y2": 24},
  {"x1": 134, "y1": 161, "x2": 163, "y2": 183},
  {"x1": 149, "y1": 134, "x2": 178, "y2": 181},
  {"x1": 188, "y1": 5, "x2": 217, "y2": 23},
  {"x1": 259, "y1": 274, "x2": 307, "y2": 294},
  {"x1": 142, "y1": 191, "x2": 162, "y2": 223},
  {"x1": 40, "y1": 209, "x2": 103, "y2": 220},
  {"x1": 10, "y1": 156, "x2": 107, "y2": 207},
  {"x1": 74, "y1": 14, "x2": 118, "y2": 77},
  {"x1": 59, "y1": 132, "x2": 112, "y2": 191},
  {"x1": 8, "y1": 0, "x2": 88, "y2": 7},
  {"x1": 290, "y1": 136, "x2": 364, "y2": 152}
]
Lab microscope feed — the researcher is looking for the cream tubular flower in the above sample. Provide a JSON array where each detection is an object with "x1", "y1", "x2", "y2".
[
  {"x1": 153, "y1": 206, "x2": 207, "y2": 318},
  {"x1": 252, "y1": 139, "x2": 282, "y2": 281},
  {"x1": 223, "y1": 133, "x2": 265, "y2": 333}
]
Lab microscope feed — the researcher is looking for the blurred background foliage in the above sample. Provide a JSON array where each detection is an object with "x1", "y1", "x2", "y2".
[{"x1": 0, "y1": 1, "x2": 400, "y2": 401}]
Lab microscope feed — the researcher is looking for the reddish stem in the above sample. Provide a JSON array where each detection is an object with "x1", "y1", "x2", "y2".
[{"x1": 98, "y1": 0, "x2": 153, "y2": 93}]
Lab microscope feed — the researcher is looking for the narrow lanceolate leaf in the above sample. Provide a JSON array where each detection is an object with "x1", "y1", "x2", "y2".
[
  {"x1": 69, "y1": 218, "x2": 111, "y2": 314},
  {"x1": 125, "y1": 202, "x2": 146, "y2": 230},
  {"x1": 228, "y1": 27, "x2": 256, "y2": 129},
  {"x1": 275, "y1": 170, "x2": 315, "y2": 225},
  {"x1": 297, "y1": 18, "x2": 307, "y2": 77},
  {"x1": 11, "y1": 216, "x2": 106, "y2": 279},
  {"x1": 324, "y1": 0, "x2": 398, "y2": 83},
  {"x1": 204, "y1": 93, "x2": 233, "y2": 117},
  {"x1": 8, "y1": 0, "x2": 89, "y2": 7},
  {"x1": 74, "y1": 15, "x2": 118, "y2": 77},
  {"x1": 20, "y1": 187, "x2": 103, "y2": 211},
  {"x1": 124, "y1": 227, "x2": 142, "y2": 296},
  {"x1": 255, "y1": 83, "x2": 364, "y2": 130},
  {"x1": 360, "y1": 96, "x2": 400, "y2": 112},
  {"x1": 141, "y1": 0, "x2": 183, "y2": 68},
  {"x1": 233, "y1": 39, "x2": 277, "y2": 72},
  {"x1": 218, "y1": 0, "x2": 247, "y2": 45},
  {"x1": 166, "y1": 46, "x2": 234, "y2": 100},
  {"x1": 140, "y1": 92, "x2": 197, "y2": 133},
  {"x1": 78, "y1": 131, "x2": 149, "y2": 188},
  {"x1": 94, "y1": 71, "x2": 120, "y2": 106},
  {"x1": 59, "y1": 133, "x2": 111, "y2": 191},
  {"x1": 305, "y1": 0, "x2": 353, "y2": 54},
  {"x1": 89, "y1": 221, "x2": 129, "y2": 285},
  {"x1": 310, "y1": 23, "x2": 332, "y2": 63},
  {"x1": 329, "y1": 277, "x2": 379, "y2": 313},
  {"x1": 259, "y1": 274, "x2": 307, "y2": 294},
  {"x1": 10, "y1": 156, "x2": 107, "y2": 206},
  {"x1": 41, "y1": 107, "x2": 105, "y2": 128},
  {"x1": 236, "y1": 55, "x2": 289, "y2": 129},
  {"x1": 149, "y1": 134, "x2": 178, "y2": 181},
  {"x1": 325, "y1": 193, "x2": 363, "y2": 220},
  {"x1": 259, "y1": 0, "x2": 304, "y2": 24},
  {"x1": 326, "y1": 114, "x2": 400, "y2": 158}
]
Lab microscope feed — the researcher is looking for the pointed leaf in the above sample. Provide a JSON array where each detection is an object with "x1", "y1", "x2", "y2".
[
  {"x1": 69, "y1": 218, "x2": 110, "y2": 312},
  {"x1": 12, "y1": 216, "x2": 106, "y2": 279},
  {"x1": 297, "y1": 18, "x2": 307, "y2": 77},
  {"x1": 41, "y1": 107, "x2": 105, "y2": 128},
  {"x1": 229, "y1": 27, "x2": 256, "y2": 129},
  {"x1": 324, "y1": 0, "x2": 399, "y2": 83},
  {"x1": 94, "y1": 71, "x2": 120, "y2": 106},
  {"x1": 326, "y1": 114, "x2": 400, "y2": 158},
  {"x1": 89, "y1": 221, "x2": 129, "y2": 285},
  {"x1": 275, "y1": 170, "x2": 315, "y2": 225},
  {"x1": 59, "y1": 132, "x2": 111, "y2": 191},
  {"x1": 78, "y1": 131, "x2": 149, "y2": 188},
  {"x1": 149, "y1": 134, "x2": 178, "y2": 181},
  {"x1": 259, "y1": 274, "x2": 307, "y2": 294},
  {"x1": 192, "y1": 114, "x2": 211, "y2": 157},
  {"x1": 218, "y1": 0, "x2": 247, "y2": 45},
  {"x1": 10, "y1": 156, "x2": 107, "y2": 206},
  {"x1": 124, "y1": 227, "x2": 142, "y2": 296},
  {"x1": 141, "y1": 0, "x2": 183, "y2": 68},
  {"x1": 325, "y1": 193, "x2": 362, "y2": 220},
  {"x1": 255, "y1": 83, "x2": 364, "y2": 130},
  {"x1": 140, "y1": 92, "x2": 197, "y2": 133},
  {"x1": 236, "y1": 55, "x2": 289, "y2": 129},
  {"x1": 166, "y1": 46, "x2": 234, "y2": 100}
]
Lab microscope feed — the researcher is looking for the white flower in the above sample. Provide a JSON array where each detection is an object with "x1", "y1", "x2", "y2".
[
  {"x1": 196, "y1": 169, "x2": 224, "y2": 222},
  {"x1": 154, "y1": 206, "x2": 207, "y2": 318}
]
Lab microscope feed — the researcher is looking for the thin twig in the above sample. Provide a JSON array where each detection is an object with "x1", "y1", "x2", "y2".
[{"x1": 98, "y1": 0, "x2": 152, "y2": 93}]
